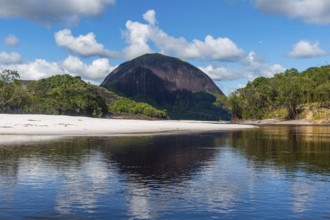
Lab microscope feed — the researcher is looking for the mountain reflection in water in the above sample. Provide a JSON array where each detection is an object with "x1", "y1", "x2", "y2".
[{"x1": 0, "y1": 126, "x2": 329, "y2": 219}]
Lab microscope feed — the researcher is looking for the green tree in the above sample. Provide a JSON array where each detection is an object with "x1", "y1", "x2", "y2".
[
  {"x1": 277, "y1": 76, "x2": 303, "y2": 119},
  {"x1": 108, "y1": 98, "x2": 167, "y2": 118},
  {"x1": 227, "y1": 91, "x2": 242, "y2": 120},
  {"x1": 315, "y1": 82, "x2": 330, "y2": 106},
  {"x1": 28, "y1": 74, "x2": 108, "y2": 117},
  {"x1": 226, "y1": 66, "x2": 330, "y2": 120},
  {"x1": 0, "y1": 69, "x2": 24, "y2": 112}
]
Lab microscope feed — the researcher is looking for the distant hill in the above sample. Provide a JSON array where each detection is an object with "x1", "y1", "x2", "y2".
[{"x1": 101, "y1": 53, "x2": 230, "y2": 120}]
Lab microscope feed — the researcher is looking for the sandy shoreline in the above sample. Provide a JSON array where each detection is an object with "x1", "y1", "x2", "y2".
[
  {"x1": 238, "y1": 118, "x2": 330, "y2": 125},
  {"x1": 0, "y1": 114, "x2": 255, "y2": 139}
]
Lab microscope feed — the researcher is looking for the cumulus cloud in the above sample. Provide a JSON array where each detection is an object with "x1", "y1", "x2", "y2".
[
  {"x1": 263, "y1": 64, "x2": 286, "y2": 77},
  {"x1": 122, "y1": 10, "x2": 244, "y2": 61},
  {"x1": 0, "y1": 0, "x2": 115, "y2": 25},
  {"x1": 254, "y1": 0, "x2": 330, "y2": 24},
  {"x1": 123, "y1": 20, "x2": 153, "y2": 59},
  {"x1": 143, "y1": 10, "x2": 157, "y2": 26},
  {"x1": 1, "y1": 56, "x2": 115, "y2": 82},
  {"x1": 2, "y1": 59, "x2": 61, "y2": 79},
  {"x1": 199, "y1": 65, "x2": 243, "y2": 81},
  {"x1": 200, "y1": 51, "x2": 286, "y2": 82},
  {"x1": 242, "y1": 51, "x2": 264, "y2": 70},
  {"x1": 52, "y1": 10, "x2": 244, "y2": 61},
  {"x1": 190, "y1": 36, "x2": 244, "y2": 61},
  {"x1": 55, "y1": 29, "x2": 114, "y2": 57},
  {"x1": 4, "y1": 35, "x2": 19, "y2": 46},
  {"x1": 62, "y1": 56, "x2": 115, "y2": 80},
  {"x1": 0, "y1": 51, "x2": 21, "y2": 64},
  {"x1": 242, "y1": 51, "x2": 286, "y2": 78},
  {"x1": 288, "y1": 40, "x2": 327, "y2": 58}
]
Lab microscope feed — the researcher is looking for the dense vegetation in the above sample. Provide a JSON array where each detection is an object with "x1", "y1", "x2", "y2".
[
  {"x1": 0, "y1": 70, "x2": 167, "y2": 119},
  {"x1": 163, "y1": 92, "x2": 230, "y2": 120},
  {"x1": 227, "y1": 66, "x2": 330, "y2": 120},
  {"x1": 109, "y1": 97, "x2": 167, "y2": 118},
  {"x1": 108, "y1": 91, "x2": 230, "y2": 121},
  {"x1": 2, "y1": 65, "x2": 329, "y2": 121}
]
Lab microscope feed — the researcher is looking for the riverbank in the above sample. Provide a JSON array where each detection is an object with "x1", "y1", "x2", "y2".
[
  {"x1": 237, "y1": 118, "x2": 330, "y2": 125},
  {"x1": 0, "y1": 114, "x2": 255, "y2": 138}
]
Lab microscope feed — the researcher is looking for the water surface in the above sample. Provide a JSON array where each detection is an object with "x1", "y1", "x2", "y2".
[{"x1": 0, "y1": 126, "x2": 329, "y2": 219}]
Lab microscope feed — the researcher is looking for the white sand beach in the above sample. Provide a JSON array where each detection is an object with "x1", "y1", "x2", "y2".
[{"x1": 0, "y1": 114, "x2": 255, "y2": 139}]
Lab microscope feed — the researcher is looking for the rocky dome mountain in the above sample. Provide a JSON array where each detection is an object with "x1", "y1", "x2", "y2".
[{"x1": 101, "y1": 53, "x2": 230, "y2": 120}]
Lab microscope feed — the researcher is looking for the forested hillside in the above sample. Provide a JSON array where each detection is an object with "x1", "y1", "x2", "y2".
[
  {"x1": 0, "y1": 70, "x2": 167, "y2": 119},
  {"x1": 227, "y1": 66, "x2": 330, "y2": 122}
]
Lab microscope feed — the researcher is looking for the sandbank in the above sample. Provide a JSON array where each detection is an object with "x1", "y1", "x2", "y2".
[{"x1": 0, "y1": 114, "x2": 255, "y2": 139}]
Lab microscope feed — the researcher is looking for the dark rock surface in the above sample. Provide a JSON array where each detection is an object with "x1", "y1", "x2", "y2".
[{"x1": 101, "y1": 53, "x2": 230, "y2": 120}]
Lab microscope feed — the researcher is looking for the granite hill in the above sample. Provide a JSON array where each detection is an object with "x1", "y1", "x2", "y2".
[{"x1": 101, "y1": 53, "x2": 230, "y2": 120}]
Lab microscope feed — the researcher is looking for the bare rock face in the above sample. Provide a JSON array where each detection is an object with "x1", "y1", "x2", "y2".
[{"x1": 101, "y1": 53, "x2": 230, "y2": 120}]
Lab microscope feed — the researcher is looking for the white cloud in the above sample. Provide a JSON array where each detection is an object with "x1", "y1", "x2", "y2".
[
  {"x1": 288, "y1": 40, "x2": 327, "y2": 58},
  {"x1": 123, "y1": 20, "x2": 153, "y2": 59},
  {"x1": 2, "y1": 59, "x2": 61, "y2": 79},
  {"x1": 62, "y1": 56, "x2": 115, "y2": 80},
  {"x1": 242, "y1": 51, "x2": 286, "y2": 79},
  {"x1": 199, "y1": 51, "x2": 286, "y2": 82},
  {"x1": 0, "y1": 51, "x2": 21, "y2": 64},
  {"x1": 199, "y1": 65, "x2": 243, "y2": 81},
  {"x1": 122, "y1": 10, "x2": 244, "y2": 61},
  {"x1": 143, "y1": 10, "x2": 157, "y2": 26},
  {"x1": 263, "y1": 64, "x2": 287, "y2": 78},
  {"x1": 55, "y1": 29, "x2": 114, "y2": 57},
  {"x1": 1, "y1": 56, "x2": 115, "y2": 82},
  {"x1": 254, "y1": 0, "x2": 330, "y2": 24},
  {"x1": 52, "y1": 10, "x2": 244, "y2": 61},
  {"x1": 242, "y1": 51, "x2": 264, "y2": 70},
  {"x1": 4, "y1": 35, "x2": 19, "y2": 46},
  {"x1": 188, "y1": 35, "x2": 244, "y2": 61},
  {"x1": 0, "y1": 0, "x2": 115, "y2": 25}
]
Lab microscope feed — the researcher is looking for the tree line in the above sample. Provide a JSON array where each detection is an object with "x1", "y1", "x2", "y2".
[
  {"x1": 2, "y1": 66, "x2": 329, "y2": 121},
  {"x1": 226, "y1": 66, "x2": 330, "y2": 120},
  {"x1": 0, "y1": 70, "x2": 167, "y2": 119}
]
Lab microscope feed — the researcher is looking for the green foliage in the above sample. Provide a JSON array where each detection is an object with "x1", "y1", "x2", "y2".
[
  {"x1": 26, "y1": 74, "x2": 108, "y2": 117},
  {"x1": 164, "y1": 92, "x2": 230, "y2": 121},
  {"x1": 315, "y1": 82, "x2": 330, "y2": 105},
  {"x1": 264, "y1": 108, "x2": 288, "y2": 120},
  {"x1": 312, "y1": 109, "x2": 330, "y2": 121},
  {"x1": 0, "y1": 69, "x2": 20, "y2": 83},
  {"x1": 109, "y1": 98, "x2": 167, "y2": 118},
  {"x1": 0, "y1": 71, "x2": 167, "y2": 119},
  {"x1": 0, "y1": 69, "x2": 27, "y2": 112},
  {"x1": 226, "y1": 91, "x2": 243, "y2": 121},
  {"x1": 227, "y1": 66, "x2": 330, "y2": 120}
]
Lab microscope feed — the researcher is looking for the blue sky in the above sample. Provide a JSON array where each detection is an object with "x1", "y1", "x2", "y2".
[{"x1": 1, "y1": 0, "x2": 330, "y2": 94}]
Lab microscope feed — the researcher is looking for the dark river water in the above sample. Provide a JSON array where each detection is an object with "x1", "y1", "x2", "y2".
[{"x1": 0, "y1": 126, "x2": 329, "y2": 219}]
